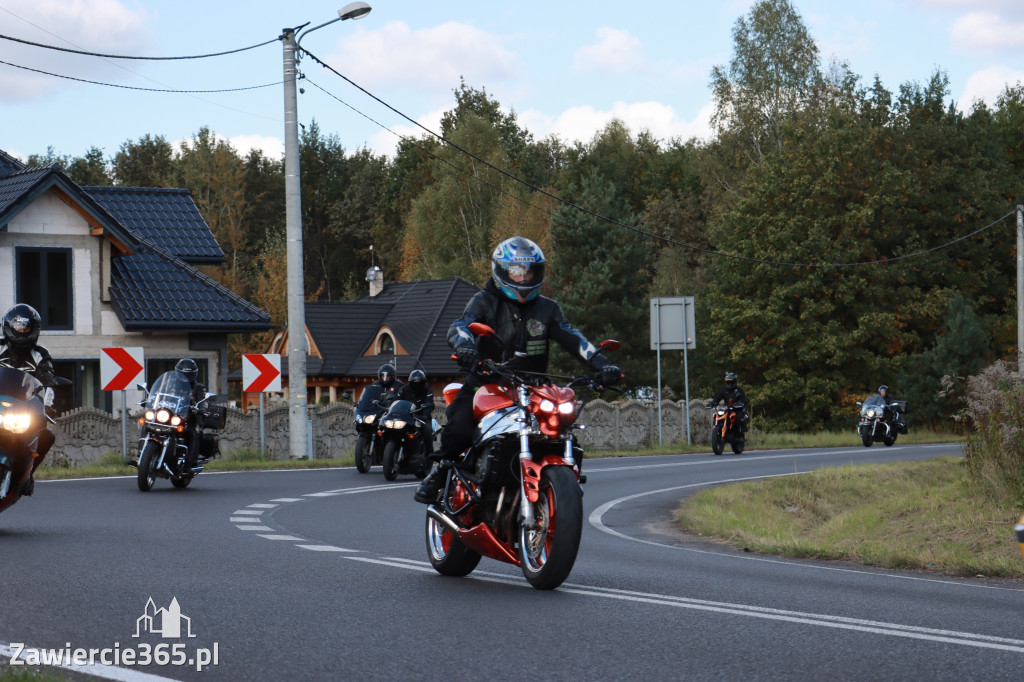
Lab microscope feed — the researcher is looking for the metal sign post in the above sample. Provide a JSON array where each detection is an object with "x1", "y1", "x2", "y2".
[
  {"x1": 650, "y1": 298, "x2": 696, "y2": 445},
  {"x1": 243, "y1": 354, "x2": 282, "y2": 458},
  {"x1": 100, "y1": 347, "x2": 145, "y2": 461}
]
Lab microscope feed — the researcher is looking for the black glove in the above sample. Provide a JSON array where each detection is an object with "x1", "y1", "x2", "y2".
[
  {"x1": 455, "y1": 346, "x2": 480, "y2": 371},
  {"x1": 597, "y1": 364, "x2": 621, "y2": 387}
]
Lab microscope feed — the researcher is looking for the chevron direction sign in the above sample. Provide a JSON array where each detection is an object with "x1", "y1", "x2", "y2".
[
  {"x1": 101, "y1": 347, "x2": 145, "y2": 391},
  {"x1": 243, "y1": 354, "x2": 282, "y2": 393}
]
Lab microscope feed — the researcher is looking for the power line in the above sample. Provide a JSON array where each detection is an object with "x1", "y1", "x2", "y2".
[
  {"x1": 0, "y1": 31, "x2": 277, "y2": 60},
  {"x1": 300, "y1": 46, "x2": 1016, "y2": 269},
  {"x1": 0, "y1": 58, "x2": 281, "y2": 93}
]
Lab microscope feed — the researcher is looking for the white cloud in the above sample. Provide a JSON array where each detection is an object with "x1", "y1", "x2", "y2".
[
  {"x1": 521, "y1": 101, "x2": 714, "y2": 146},
  {"x1": 325, "y1": 21, "x2": 520, "y2": 93},
  {"x1": 572, "y1": 28, "x2": 647, "y2": 74},
  {"x1": 960, "y1": 65, "x2": 1024, "y2": 107},
  {"x1": 227, "y1": 134, "x2": 284, "y2": 160},
  {"x1": 951, "y1": 11, "x2": 1024, "y2": 52},
  {"x1": 0, "y1": 0, "x2": 152, "y2": 100}
]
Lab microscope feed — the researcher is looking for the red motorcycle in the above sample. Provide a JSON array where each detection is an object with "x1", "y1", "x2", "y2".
[
  {"x1": 424, "y1": 322, "x2": 619, "y2": 590},
  {"x1": 0, "y1": 367, "x2": 69, "y2": 515},
  {"x1": 705, "y1": 401, "x2": 746, "y2": 455}
]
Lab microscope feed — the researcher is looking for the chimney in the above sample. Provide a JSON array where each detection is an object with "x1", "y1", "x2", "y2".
[{"x1": 366, "y1": 266, "x2": 383, "y2": 297}]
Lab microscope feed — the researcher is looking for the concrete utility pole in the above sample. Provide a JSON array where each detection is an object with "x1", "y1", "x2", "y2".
[
  {"x1": 280, "y1": 3, "x2": 372, "y2": 460},
  {"x1": 1018, "y1": 205, "x2": 1024, "y2": 368}
]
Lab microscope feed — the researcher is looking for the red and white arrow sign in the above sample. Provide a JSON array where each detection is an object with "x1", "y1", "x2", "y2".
[
  {"x1": 101, "y1": 347, "x2": 145, "y2": 391},
  {"x1": 243, "y1": 353, "x2": 282, "y2": 393}
]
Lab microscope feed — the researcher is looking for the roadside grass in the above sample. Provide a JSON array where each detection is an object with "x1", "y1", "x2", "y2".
[{"x1": 676, "y1": 456, "x2": 1024, "y2": 578}]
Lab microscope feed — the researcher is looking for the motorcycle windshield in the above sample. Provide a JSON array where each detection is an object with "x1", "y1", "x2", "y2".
[
  {"x1": 861, "y1": 394, "x2": 885, "y2": 415},
  {"x1": 356, "y1": 385, "x2": 385, "y2": 413},
  {"x1": 383, "y1": 399, "x2": 415, "y2": 420},
  {"x1": 0, "y1": 366, "x2": 43, "y2": 403},
  {"x1": 145, "y1": 371, "x2": 192, "y2": 418}
]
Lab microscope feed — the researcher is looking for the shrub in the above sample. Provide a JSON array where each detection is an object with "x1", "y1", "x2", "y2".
[{"x1": 958, "y1": 360, "x2": 1024, "y2": 504}]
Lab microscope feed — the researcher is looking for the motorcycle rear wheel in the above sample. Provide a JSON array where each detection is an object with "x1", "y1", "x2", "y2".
[
  {"x1": 171, "y1": 475, "x2": 192, "y2": 488},
  {"x1": 883, "y1": 434, "x2": 897, "y2": 446},
  {"x1": 354, "y1": 434, "x2": 372, "y2": 473},
  {"x1": 519, "y1": 466, "x2": 583, "y2": 590},
  {"x1": 426, "y1": 511, "x2": 481, "y2": 577},
  {"x1": 382, "y1": 441, "x2": 400, "y2": 481},
  {"x1": 711, "y1": 427, "x2": 724, "y2": 456},
  {"x1": 137, "y1": 441, "x2": 157, "y2": 492}
]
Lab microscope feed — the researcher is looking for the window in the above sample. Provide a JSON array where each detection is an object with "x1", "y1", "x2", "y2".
[
  {"x1": 16, "y1": 247, "x2": 72, "y2": 330},
  {"x1": 377, "y1": 333, "x2": 394, "y2": 355}
]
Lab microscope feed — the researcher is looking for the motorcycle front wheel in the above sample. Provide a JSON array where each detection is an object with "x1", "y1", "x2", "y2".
[
  {"x1": 137, "y1": 441, "x2": 158, "y2": 492},
  {"x1": 519, "y1": 466, "x2": 583, "y2": 590},
  {"x1": 426, "y1": 511, "x2": 481, "y2": 577},
  {"x1": 354, "y1": 434, "x2": 372, "y2": 473},
  {"x1": 382, "y1": 440, "x2": 400, "y2": 481},
  {"x1": 711, "y1": 426, "x2": 724, "y2": 456},
  {"x1": 861, "y1": 431, "x2": 873, "y2": 447},
  {"x1": 171, "y1": 475, "x2": 192, "y2": 488}
]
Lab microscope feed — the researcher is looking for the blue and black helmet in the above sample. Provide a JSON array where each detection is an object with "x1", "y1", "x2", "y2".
[{"x1": 491, "y1": 236, "x2": 545, "y2": 303}]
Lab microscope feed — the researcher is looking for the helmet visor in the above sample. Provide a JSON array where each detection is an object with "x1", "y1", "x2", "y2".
[{"x1": 496, "y1": 261, "x2": 544, "y2": 288}]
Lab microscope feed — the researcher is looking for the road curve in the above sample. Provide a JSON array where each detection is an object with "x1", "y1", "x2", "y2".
[{"x1": 2, "y1": 442, "x2": 1023, "y2": 681}]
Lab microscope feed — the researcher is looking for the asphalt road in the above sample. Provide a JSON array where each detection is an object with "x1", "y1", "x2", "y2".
[{"x1": 2, "y1": 442, "x2": 1023, "y2": 681}]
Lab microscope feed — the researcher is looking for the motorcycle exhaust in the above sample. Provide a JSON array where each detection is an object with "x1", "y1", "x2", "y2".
[{"x1": 426, "y1": 505, "x2": 460, "y2": 535}]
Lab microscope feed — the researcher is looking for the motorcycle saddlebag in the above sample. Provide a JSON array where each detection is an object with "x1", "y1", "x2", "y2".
[
  {"x1": 199, "y1": 432, "x2": 220, "y2": 458},
  {"x1": 202, "y1": 405, "x2": 227, "y2": 430}
]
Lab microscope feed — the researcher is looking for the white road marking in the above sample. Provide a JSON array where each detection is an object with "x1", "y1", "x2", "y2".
[
  {"x1": 234, "y1": 525, "x2": 275, "y2": 531},
  {"x1": 295, "y1": 545, "x2": 357, "y2": 552},
  {"x1": 231, "y1": 509, "x2": 263, "y2": 515},
  {"x1": 246, "y1": 503, "x2": 278, "y2": 508},
  {"x1": 256, "y1": 534, "x2": 304, "y2": 541},
  {"x1": 269, "y1": 498, "x2": 305, "y2": 502}
]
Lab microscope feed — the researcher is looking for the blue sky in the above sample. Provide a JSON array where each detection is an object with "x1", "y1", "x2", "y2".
[{"x1": 1, "y1": 0, "x2": 1022, "y2": 163}]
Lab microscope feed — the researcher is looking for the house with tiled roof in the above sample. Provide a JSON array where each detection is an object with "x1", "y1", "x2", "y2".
[
  {"x1": 0, "y1": 149, "x2": 270, "y2": 414},
  {"x1": 241, "y1": 272, "x2": 478, "y2": 408}
]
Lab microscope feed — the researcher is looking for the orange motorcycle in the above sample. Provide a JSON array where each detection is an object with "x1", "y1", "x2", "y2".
[
  {"x1": 424, "y1": 322, "x2": 619, "y2": 590},
  {"x1": 705, "y1": 401, "x2": 746, "y2": 455}
]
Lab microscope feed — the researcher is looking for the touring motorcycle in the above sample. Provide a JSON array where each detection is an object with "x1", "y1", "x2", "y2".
[
  {"x1": 705, "y1": 402, "x2": 746, "y2": 455},
  {"x1": 353, "y1": 384, "x2": 390, "y2": 474},
  {"x1": 424, "y1": 322, "x2": 620, "y2": 590},
  {"x1": 379, "y1": 398, "x2": 435, "y2": 481},
  {"x1": 0, "y1": 367, "x2": 70, "y2": 514},
  {"x1": 856, "y1": 395, "x2": 907, "y2": 447},
  {"x1": 133, "y1": 370, "x2": 225, "y2": 491}
]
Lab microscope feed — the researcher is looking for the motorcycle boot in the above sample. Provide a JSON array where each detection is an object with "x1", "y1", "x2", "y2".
[{"x1": 414, "y1": 460, "x2": 450, "y2": 504}]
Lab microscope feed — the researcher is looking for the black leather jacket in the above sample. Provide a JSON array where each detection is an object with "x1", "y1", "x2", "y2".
[
  {"x1": 448, "y1": 281, "x2": 611, "y2": 374},
  {"x1": 398, "y1": 384, "x2": 434, "y2": 418},
  {"x1": 711, "y1": 385, "x2": 747, "y2": 408},
  {"x1": 0, "y1": 343, "x2": 55, "y2": 386}
]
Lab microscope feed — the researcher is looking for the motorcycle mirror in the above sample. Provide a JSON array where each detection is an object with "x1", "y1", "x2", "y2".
[
  {"x1": 137, "y1": 382, "x2": 148, "y2": 392},
  {"x1": 52, "y1": 376, "x2": 72, "y2": 387},
  {"x1": 598, "y1": 339, "x2": 620, "y2": 352},
  {"x1": 468, "y1": 322, "x2": 496, "y2": 338}
]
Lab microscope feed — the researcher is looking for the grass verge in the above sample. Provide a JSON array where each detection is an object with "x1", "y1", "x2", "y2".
[{"x1": 676, "y1": 457, "x2": 1024, "y2": 578}]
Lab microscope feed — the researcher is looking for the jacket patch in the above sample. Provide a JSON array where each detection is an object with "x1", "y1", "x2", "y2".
[{"x1": 527, "y1": 318, "x2": 545, "y2": 337}]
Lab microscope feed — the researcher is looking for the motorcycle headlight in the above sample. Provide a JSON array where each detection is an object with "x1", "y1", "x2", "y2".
[
  {"x1": 392, "y1": 419, "x2": 406, "y2": 429},
  {"x1": 1, "y1": 412, "x2": 32, "y2": 434},
  {"x1": 558, "y1": 402, "x2": 575, "y2": 415},
  {"x1": 363, "y1": 414, "x2": 376, "y2": 424},
  {"x1": 145, "y1": 410, "x2": 156, "y2": 421},
  {"x1": 539, "y1": 399, "x2": 556, "y2": 413},
  {"x1": 866, "y1": 409, "x2": 877, "y2": 418},
  {"x1": 156, "y1": 409, "x2": 171, "y2": 423},
  {"x1": 171, "y1": 415, "x2": 182, "y2": 426},
  {"x1": 717, "y1": 407, "x2": 727, "y2": 415}
]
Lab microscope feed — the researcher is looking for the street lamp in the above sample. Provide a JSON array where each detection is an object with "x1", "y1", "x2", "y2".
[{"x1": 281, "y1": 2, "x2": 371, "y2": 459}]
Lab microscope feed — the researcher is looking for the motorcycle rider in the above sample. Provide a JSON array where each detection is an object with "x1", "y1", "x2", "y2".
[
  {"x1": 709, "y1": 371, "x2": 749, "y2": 432},
  {"x1": 414, "y1": 235, "x2": 621, "y2": 504},
  {"x1": 397, "y1": 369, "x2": 435, "y2": 464},
  {"x1": 877, "y1": 385, "x2": 906, "y2": 433},
  {"x1": 0, "y1": 304, "x2": 57, "y2": 496},
  {"x1": 174, "y1": 358, "x2": 208, "y2": 465},
  {"x1": 367, "y1": 363, "x2": 403, "y2": 407}
]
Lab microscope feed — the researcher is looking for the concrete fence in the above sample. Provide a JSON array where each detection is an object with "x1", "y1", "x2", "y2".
[{"x1": 46, "y1": 399, "x2": 716, "y2": 467}]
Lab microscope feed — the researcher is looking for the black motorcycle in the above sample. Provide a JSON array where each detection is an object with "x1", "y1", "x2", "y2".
[
  {"x1": 353, "y1": 384, "x2": 389, "y2": 474},
  {"x1": 378, "y1": 399, "x2": 434, "y2": 481},
  {"x1": 0, "y1": 367, "x2": 69, "y2": 514},
  {"x1": 133, "y1": 370, "x2": 226, "y2": 491},
  {"x1": 856, "y1": 394, "x2": 907, "y2": 447}
]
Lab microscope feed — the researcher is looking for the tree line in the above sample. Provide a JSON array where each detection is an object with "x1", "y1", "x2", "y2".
[{"x1": 28, "y1": 0, "x2": 1024, "y2": 431}]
